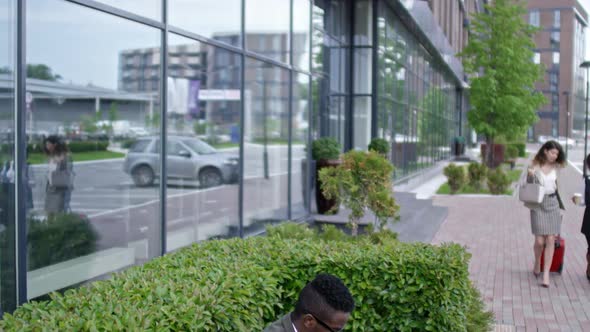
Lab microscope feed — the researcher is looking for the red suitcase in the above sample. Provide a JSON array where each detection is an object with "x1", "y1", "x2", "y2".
[{"x1": 540, "y1": 236, "x2": 565, "y2": 273}]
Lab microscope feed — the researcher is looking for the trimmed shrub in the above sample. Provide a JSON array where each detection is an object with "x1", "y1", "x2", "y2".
[
  {"x1": 0, "y1": 226, "x2": 490, "y2": 332},
  {"x1": 311, "y1": 137, "x2": 341, "y2": 161},
  {"x1": 443, "y1": 163, "x2": 466, "y2": 194},
  {"x1": 27, "y1": 213, "x2": 99, "y2": 270},
  {"x1": 368, "y1": 137, "x2": 390, "y2": 155},
  {"x1": 68, "y1": 141, "x2": 109, "y2": 153},
  {"x1": 467, "y1": 162, "x2": 487, "y2": 190},
  {"x1": 487, "y1": 167, "x2": 510, "y2": 194}
]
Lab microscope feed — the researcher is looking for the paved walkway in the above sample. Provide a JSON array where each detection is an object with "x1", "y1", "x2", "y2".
[{"x1": 431, "y1": 163, "x2": 590, "y2": 331}]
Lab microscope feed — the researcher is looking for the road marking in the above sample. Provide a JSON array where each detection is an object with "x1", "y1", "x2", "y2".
[{"x1": 88, "y1": 185, "x2": 231, "y2": 218}]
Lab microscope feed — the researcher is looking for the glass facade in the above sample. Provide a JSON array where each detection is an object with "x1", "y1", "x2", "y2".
[
  {"x1": 0, "y1": 0, "x2": 466, "y2": 313},
  {"x1": 377, "y1": 3, "x2": 458, "y2": 178}
]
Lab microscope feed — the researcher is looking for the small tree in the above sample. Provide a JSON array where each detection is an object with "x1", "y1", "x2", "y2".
[
  {"x1": 444, "y1": 163, "x2": 466, "y2": 194},
  {"x1": 319, "y1": 150, "x2": 399, "y2": 235},
  {"x1": 487, "y1": 168, "x2": 510, "y2": 194},
  {"x1": 460, "y1": 0, "x2": 545, "y2": 168},
  {"x1": 368, "y1": 137, "x2": 390, "y2": 156},
  {"x1": 467, "y1": 162, "x2": 487, "y2": 190}
]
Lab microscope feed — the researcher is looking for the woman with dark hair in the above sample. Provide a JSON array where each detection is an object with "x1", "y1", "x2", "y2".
[
  {"x1": 43, "y1": 135, "x2": 73, "y2": 215},
  {"x1": 526, "y1": 140, "x2": 566, "y2": 288}
]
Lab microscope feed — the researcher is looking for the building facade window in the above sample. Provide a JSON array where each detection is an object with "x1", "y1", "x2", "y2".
[
  {"x1": 529, "y1": 10, "x2": 540, "y2": 27},
  {"x1": 554, "y1": 10, "x2": 560, "y2": 28}
]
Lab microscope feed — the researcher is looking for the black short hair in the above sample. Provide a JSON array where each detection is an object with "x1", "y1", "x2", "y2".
[{"x1": 293, "y1": 273, "x2": 355, "y2": 320}]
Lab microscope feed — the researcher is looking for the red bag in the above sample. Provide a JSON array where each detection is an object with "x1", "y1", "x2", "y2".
[{"x1": 540, "y1": 236, "x2": 565, "y2": 273}]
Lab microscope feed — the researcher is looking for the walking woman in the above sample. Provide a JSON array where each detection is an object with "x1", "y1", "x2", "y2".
[
  {"x1": 43, "y1": 135, "x2": 73, "y2": 215},
  {"x1": 527, "y1": 140, "x2": 566, "y2": 288}
]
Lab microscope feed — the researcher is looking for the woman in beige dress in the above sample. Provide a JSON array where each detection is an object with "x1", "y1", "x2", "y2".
[{"x1": 527, "y1": 140, "x2": 566, "y2": 288}]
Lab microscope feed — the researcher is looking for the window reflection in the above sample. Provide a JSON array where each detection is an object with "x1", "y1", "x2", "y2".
[
  {"x1": 377, "y1": 3, "x2": 457, "y2": 177},
  {"x1": 246, "y1": 0, "x2": 290, "y2": 62},
  {"x1": 243, "y1": 58, "x2": 289, "y2": 229},
  {"x1": 92, "y1": 0, "x2": 161, "y2": 21},
  {"x1": 292, "y1": 73, "x2": 309, "y2": 218},
  {"x1": 26, "y1": 0, "x2": 161, "y2": 300},
  {"x1": 165, "y1": 34, "x2": 241, "y2": 249},
  {"x1": 169, "y1": 0, "x2": 242, "y2": 47}
]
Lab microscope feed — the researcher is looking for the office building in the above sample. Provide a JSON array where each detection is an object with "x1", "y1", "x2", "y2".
[{"x1": 0, "y1": 0, "x2": 480, "y2": 314}]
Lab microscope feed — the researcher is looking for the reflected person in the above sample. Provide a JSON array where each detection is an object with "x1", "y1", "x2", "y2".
[{"x1": 43, "y1": 135, "x2": 73, "y2": 215}]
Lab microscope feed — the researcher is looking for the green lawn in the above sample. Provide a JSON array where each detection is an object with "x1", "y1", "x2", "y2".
[
  {"x1": 436, "y1": 167, "x2": 521, "y2": 196},
  {"x1": 27, "y1": 151, "x2": 125, "y2": 165}
]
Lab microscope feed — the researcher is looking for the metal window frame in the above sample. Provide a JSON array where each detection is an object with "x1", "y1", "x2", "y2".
[
  {"x1": 159, "y1": 0, "x2": 168, "y2": 255},
  {"x1": 15, "y1": 0, "x2": 27, "y2": 307}
]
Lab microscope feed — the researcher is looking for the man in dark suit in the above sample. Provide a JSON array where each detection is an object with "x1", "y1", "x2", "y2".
[{"x1": 263, "y1": 273, "x2": 355, "y2": 332}]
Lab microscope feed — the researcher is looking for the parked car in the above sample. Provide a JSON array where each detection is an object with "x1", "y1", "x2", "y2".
[{"x1": 123, "y1": 136, "x2": 239, "y2": 188}]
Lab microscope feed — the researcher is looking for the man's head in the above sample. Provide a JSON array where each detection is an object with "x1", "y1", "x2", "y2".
[{"x1": 292, "y1": 273, "x2": 355, "y2": 332}]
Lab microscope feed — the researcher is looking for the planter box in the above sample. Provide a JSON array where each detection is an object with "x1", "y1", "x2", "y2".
[{"x1": 480, "y1": 144, "x2": 505, "y2": 168}]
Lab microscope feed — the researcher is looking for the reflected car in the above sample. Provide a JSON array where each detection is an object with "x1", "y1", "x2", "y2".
[{"x1": 123, "y1": 136, "x2": 239, "y2": 188}]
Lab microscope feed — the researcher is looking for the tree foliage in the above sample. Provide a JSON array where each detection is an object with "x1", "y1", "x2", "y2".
[
  {"x1": 26, "y1": 64, "x2": 62, "y2": 81},
  {"x1": 460, "y1": 0, "x2": 545, "y2": 167}
]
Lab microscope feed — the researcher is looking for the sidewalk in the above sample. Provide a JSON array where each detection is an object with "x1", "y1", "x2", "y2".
[{"x1": 430, "y1": 163, "x2": 590, "y2": 331}]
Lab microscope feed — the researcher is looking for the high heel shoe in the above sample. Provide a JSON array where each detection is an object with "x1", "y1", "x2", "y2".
[
  {"x1": 541, "y1": 283, "x2": 550, "y2": 288},
  {"x1": 533, "y1": 271, "x2": 540, "y2": 278}
]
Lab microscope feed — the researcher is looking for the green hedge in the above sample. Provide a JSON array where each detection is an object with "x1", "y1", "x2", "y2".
[
  {"x1": 0, "y1": 225, "x2": 491, "y2": 331},
  {"x1": 24, "y1": 141, "x2": 109, "y2": 154}
]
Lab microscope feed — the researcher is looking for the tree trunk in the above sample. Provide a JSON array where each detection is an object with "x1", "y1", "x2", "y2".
[{"x1": 485, "y1": 136, "x2": 495, "y2": 168}]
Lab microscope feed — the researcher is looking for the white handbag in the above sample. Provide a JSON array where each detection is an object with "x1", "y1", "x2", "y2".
[{"x1": 518, "y1": 172, "x2": 544, "y2": 204}]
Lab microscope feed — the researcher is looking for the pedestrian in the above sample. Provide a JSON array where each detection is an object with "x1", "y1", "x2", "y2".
[
  {"x1": 43, "y1": 135, "x2": 74, "y2": 216},
  {"x1": 263, "y1": 273, "x2": 355, "y2": 332},
  {"x1": 572, "y1": 153, "x2": 590, "y2": 280},
  {"x1": 526, "y1": 140, "x2": 566, "y2": 288}
]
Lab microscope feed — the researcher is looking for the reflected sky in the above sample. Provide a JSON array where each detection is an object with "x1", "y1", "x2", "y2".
[{"x1": 0, "y1": 0, "x2": 312, "y2": 88}]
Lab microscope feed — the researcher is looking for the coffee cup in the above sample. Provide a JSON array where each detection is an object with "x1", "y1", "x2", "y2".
[{"x1": 574, "y1": 193, "x2": 582, "y2": 205}]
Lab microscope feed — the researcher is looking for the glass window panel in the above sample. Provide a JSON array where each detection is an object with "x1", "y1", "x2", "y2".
[
  {"x1": 292, "y1": 73, "x2": 309, "y2": 218},
  {"x1": 93, "y1": 0, "x2": 161, "y2": 21},
  {"x1": 246, "y1": 0, "x2": 290, "y2": 63},
  {"x1": 26, "y1": 0, "x2": 161, "y2": 300},
  {"x1": 354, "y1": 0, "x2": 372, "y2": 46},
  {"x1": 353, "y1": 97, "x2": 371, "y2": 150},
  {"x1": 166, "y1": 34, "x2": 241, "y2": 247},
  {"x1": 169, "y1": 0, "x2": 242, "y2": 47},
  {"x1": 243, "y1": 58, "x2": 289, "y2": 229},
  {"x1": 0, "y1": 0, "x2": 16, "y2": 314},
  {"x1": 354, "y1": 48, "x2": 372, "y2": 94},
  {"x1": 293, "y1": 0, "x2": 311, "y2": 71}
]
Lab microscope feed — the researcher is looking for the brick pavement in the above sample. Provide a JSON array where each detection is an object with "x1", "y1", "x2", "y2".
[{"x1": 431, "y1": 164, "x2": 590, "y2": 331}]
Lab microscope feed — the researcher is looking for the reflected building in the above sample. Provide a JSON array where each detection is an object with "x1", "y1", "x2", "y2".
[{"x1": 0, "y1": 0, "x2": 479, "y2": 314}]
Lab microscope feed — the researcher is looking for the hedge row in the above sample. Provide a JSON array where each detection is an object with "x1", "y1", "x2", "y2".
[
  {"x1": 0, "y1": 225, "x2": 491, "y2": 331},
  {"x1": 25, "y1": 141, "x2": 109, "y2": 154}
]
